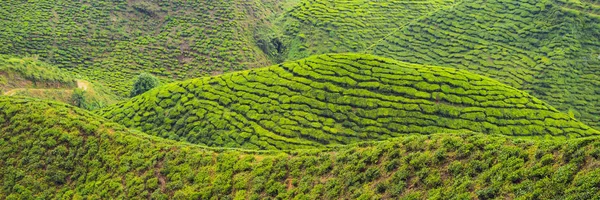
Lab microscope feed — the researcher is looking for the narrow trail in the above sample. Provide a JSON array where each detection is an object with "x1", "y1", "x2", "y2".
[{"x1": 3, "y1": 79, "x2": 90, "y2": 96}]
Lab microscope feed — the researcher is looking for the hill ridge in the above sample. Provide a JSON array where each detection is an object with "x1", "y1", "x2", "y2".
[{"x1": 99, "y1": 53, "x2": 598, "y2": 150}]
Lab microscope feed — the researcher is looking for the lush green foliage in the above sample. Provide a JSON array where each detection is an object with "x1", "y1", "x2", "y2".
[
  {"x1": 276, "y1": 0, "x2": 600, "y2": 129},
  {"x1": 99, "y1": 54, "x2": 598, "y2": 150},
  {"x1": 281, "y1": 0, "x2": 456, "y2": 59},
  {"x1": 3, "y1": 0, "x2": 598, "y2": 130},
  {"x1": 71, "y1": 88, "x2": 86, "y2": 108},
  {"x1": 131, "y1": 73, "x2": 161, "y2": 97},
  {"x1": 0, "y1": 55, "x2": 119, "y2": 109},
  {"x1": 369, "y1": 0, "x2": 600, "y2": 129},
  {"x1": 3, "y1": 96, "x2": 600, "y2": 199},
  {"x1": 0, "y1": 0, "x2": 286, "y2": 96},
  {"x1": 3, "y1": 0, "x2": 600, "y2": 198}
]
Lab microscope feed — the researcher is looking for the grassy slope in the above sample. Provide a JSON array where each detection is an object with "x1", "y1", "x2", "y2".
[
  {"x1": 281, "y1": 0, "x2": 600, "y2": 129},
  {"x1": 3, "y1": 96, "x2": 600, "y2": 199},
  {"x1": 0, "y1": 0, "x2": 288, "y2": 96},
  {"x1": 0, "y1": 55, "x2": 118, "y2": 109},
  {"x1": 98, "y1": 54, "x2": 598, "y2": 150}
]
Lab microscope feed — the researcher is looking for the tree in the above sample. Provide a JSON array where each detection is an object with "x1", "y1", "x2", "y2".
[
  {"x1": 130, "y1": 73, "x2": 160, "y2": 97},
  {"x1": 72, "y1": 88, "x2": 86, "y2": 108}
]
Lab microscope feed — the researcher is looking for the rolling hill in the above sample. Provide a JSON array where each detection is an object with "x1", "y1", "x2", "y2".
[
  {"x1": 3, "y1": 0, "x2": 600, "y2": 199},
  {"x1": 3, "y1": 96, "x2": 600, "y2": 199},
  {"x1": 3, "y1": 0, "x2": 598, "y2": 131},
  {"x1": 0, "y1": 55, "x2": 76, "y2": 93},
  {"x1": 98, "y1": 54, "x2": 598, "y2": 150},
  {"x1": 279, "y1": 0, "x2": 600, "y2": 129}
]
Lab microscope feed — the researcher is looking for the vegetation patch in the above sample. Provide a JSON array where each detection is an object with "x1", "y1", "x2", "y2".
[
  {"x1": 0, "y1": 0, "x2": 284, "y2": 96},
  {"x1": 0, "y1": 55, "x2": 76, "y2": 92},
  {"x1": 3, "y1": 96, "x2": 600, "y2": 199},
  {"x1": 0, "y1": 55, "x2": 119, "y2": 109},
  {"x1": 99, "y1": 53, "x2": 598, "y2": 150},
  {"x1": 279, "y1": 0, "x2": 600, "y2": 129},
  {"x1": 369, "y1": 0, "x2": 600, "y2": 128}
]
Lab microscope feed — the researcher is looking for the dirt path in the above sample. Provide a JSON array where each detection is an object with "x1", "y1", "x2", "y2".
[{"x1": 3, "y1": 79, "x2": 89, "y2": 96}]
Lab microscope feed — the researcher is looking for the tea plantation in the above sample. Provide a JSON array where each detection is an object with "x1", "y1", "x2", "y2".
[
  {"x1": 98, "y1": 54, "x2": 598, "y2": 150},
  {"x1": 3, "y1": 0, "x2": 599, "y2": 130},
  {"x1": 3, "y1": 0, "x2": 600, "y2": 198},
  {"x1": 281, "y1": 0, "x2": 457, "y2": 59},
  {"x1": 3, "y1": 96, "x2": 600, "y2": 199},
  {"x1": 369, "y1": 0, "x2": 600, "y2": 129},
  {"x1": 0, "y1": 0, "x2": 284, "y2": 96},
  {"x1": 280, "y1": 0, "x2": 600, "y2": 129}
]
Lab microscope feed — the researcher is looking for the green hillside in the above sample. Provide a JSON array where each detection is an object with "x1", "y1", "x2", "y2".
[
  {"x1": 98, "y1": 54, "x2": 598, "y2": 150},
  {"x1": 0, "y1": 55, "x2": 118, "y2": 109},
  {"x1": 0, "y1": 0, "x2": 287, "y2": 96},
  {"x1": 3, "y1": 96, "x2": 600, "y2": 199},
  {"x1": 276, "y1": 0, "x2": 600, "y2": 129},
  {"x1": 3, "y1": 0, "x2": 600, "y2": 199},
  {"x1": 0, "y1": 55, "x2": 76, "y2": 92},
  {"x1": 3, "y1": 0, "x2": 598, "y2": 130},
  {"x1": 369, "y1": 0, "x2": 600, "y2": 129},
  {"x1": 281, "y1": 0, "x2": 457, "y2": 59}
]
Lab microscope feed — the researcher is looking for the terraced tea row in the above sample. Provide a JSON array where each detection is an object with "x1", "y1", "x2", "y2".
[
  {"x1": 283, "y1": 0, "x2": 456, "y2": 59},
  {"x1": 370, "y1": 0, "x2": 600, "y2": 128},
  {"x1": 3, "y1": 96, "x2": 600, "y2": 199},
  {"x1": 99, "y1": 54, "x2": 598, "y2": 150},
  {"x1": 0, "y1": 0, "x2": 279, "y2": 96}
]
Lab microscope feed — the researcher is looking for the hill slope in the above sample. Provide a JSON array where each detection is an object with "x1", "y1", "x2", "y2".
[
  {"x1": 278, "y1": 0, "x2": 600, "y2": 129},
  {"x1": 3, "y1": 0, "x2": 598, "y2": 130},
  {"x1": 368, "y1": 0, "x2": 600, "y2": 128},
  {"x1": 98, "y1": 54, "x2": 598, "y2": 150},
  {"x1": 0, "y1": 55, "x2": 76, "y2": 92},
  {"x1": 0, "y1": 55, "x2": 118, "y2": 109},
  {"x1": 3, "y1": 96, "x2": 600, "y2": 199},
  {"x1": 280, "y1": 0, "x2": 457, "y2": 59},
  {"x1": 0, "y1": 0, "x2": 287, "y2": 96}
]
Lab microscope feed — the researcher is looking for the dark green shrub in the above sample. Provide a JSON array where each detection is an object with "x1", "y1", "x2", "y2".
[
  {"x1": 130, "y1": 73, "x2": 160, "y2": 97},
  {"x1": 71, "y1": 88, "x2": 86, "y2": 108}
]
